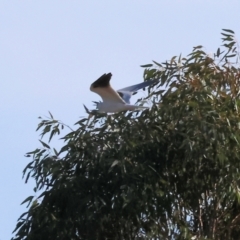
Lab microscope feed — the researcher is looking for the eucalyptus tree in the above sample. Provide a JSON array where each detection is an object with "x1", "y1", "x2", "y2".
[{"x1": 12, "y1": 29, "x2": 240, "y2": 240}]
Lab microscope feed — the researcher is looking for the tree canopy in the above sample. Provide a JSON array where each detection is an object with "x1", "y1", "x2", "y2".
[{"x1": 12, "y1": 29, "x2": 240, "y2": 240}]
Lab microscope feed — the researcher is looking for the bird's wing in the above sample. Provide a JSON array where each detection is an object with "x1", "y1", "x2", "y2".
[
  {"x1": 117, "y1": 79, "x2": 158, "y2": 104},
  {"x1": 90, "y1": 73, "x2": 126, "y2": 104}
]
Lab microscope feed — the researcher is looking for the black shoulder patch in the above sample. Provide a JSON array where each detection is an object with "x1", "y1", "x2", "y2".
[
  {"x1": 91, "y1": 73, "x2": 112, "y2": 88},
  {"x1": 117, "y1": 91, "x2": 124, "y2": 99}
]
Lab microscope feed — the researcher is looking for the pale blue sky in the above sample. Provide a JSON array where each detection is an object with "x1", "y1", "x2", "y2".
[{"x1": 1, "y1": 1, "x2": 240, "y2": 239}]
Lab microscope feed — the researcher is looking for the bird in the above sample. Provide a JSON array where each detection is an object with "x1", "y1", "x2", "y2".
[{"x1": 89, "y1": 73, "x2": 158, "y2": 113}]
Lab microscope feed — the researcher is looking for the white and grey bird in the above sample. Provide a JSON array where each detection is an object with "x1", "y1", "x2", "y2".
[{"x1": 90, "y1": 73, "x2": 158, "y2": 113}]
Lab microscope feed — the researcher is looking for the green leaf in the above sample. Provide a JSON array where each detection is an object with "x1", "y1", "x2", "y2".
[
  {"x1": 37, "y1": 191, "x2": 46, "y2": 199},
  {"x1": 17, "y1": 211, "x2": 28, "y2": 220},
  {"x1": 53, "y1": 148, "x2": 58, "y2": 156},
  {"x1": 24, "y1": 171, "x2": 31, "y2": 183},
  {"x1": 48, "y1": 128, "x2": 57, "y2": 143},
  {"x1": 39, "y1": 140, "x2": 50, "y2": 149},
  {"x1": 222, "y1": 29, "x2": 235, "y2": 34},
  {"x1": 21, "y1": 196, "x2": 34, "y2": 205},
  {"x1": 221, "y1": 32, "x2": 233, "y2": 37},
  {"x1": 41, "y1": 125, "x2": 51, "y2": 137},
  {"x1": 12, "y1": 221, "x2": 25, "y2": 233},
  {"x1": 140, "y1": 64, "x2": 153, "y2": 68},
  {"x1": 83, "y1": 104, "x2": 91, "y2": 114},
  {"x1": 226, "y1": 54, "x2": 236, "y2": 58},
  {"x1": 49, "y1": 111, "x2": 54, "y2": 119},
  {"x1": 152, "y1": 60, "x2": 162, "y2": 67},
  {"x1": 193, "y1": 45, "x2": 203, "y2": 50},
  {"x1": 25, "y1": 148, "x2": 41, "y2": 155}
]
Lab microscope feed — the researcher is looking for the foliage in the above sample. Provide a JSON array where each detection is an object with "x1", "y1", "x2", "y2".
[{"x1": 12, "y1": 29, "x2": 240, "y2": 240}]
